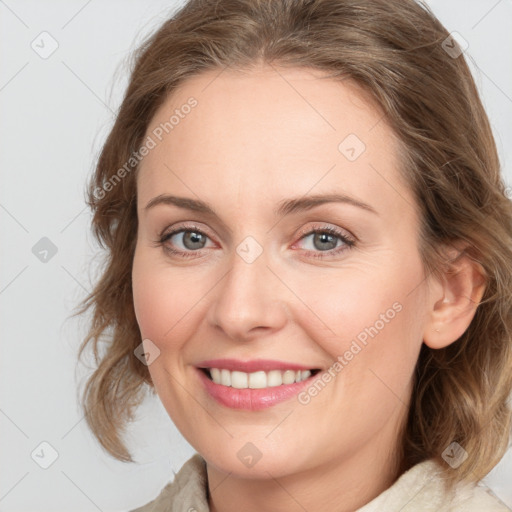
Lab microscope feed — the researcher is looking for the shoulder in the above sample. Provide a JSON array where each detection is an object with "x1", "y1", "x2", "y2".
[
  {"x1": 358, "y1": 459, "x2": 510, "y2": 512},
  {"x1": 130, "y1": 453, "x2": 209, "y2": 512},
  {"x1": 129, "y1": 454, "x2": 509, "y2": 512},
  {"x1": 444, "y1": 475, "x2": 510, "y2": 512}
]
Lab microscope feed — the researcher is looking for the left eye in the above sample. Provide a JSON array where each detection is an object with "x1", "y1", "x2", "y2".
[
  {"x1": 294, "y1": 227, "x2": 355, "y2": 257},
  {"x1": 299, "y1": 231, "x2": 344, "y2": 251},
  {"x1": 161, "y1": 228, "x2": 212, "y2": 251}
]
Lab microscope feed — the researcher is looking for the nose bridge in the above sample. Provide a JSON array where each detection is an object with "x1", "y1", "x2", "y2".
[{"x1": 207, "y1": 243, "x2": 288, "y2": 341}]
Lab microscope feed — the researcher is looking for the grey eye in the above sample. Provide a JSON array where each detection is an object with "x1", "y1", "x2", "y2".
[
  {"x1": 178, "y1": 231, "x2": 208, "y2": 250},
  {"x1": 311, "y1": 232, "x2": 338, "y2": 251}
]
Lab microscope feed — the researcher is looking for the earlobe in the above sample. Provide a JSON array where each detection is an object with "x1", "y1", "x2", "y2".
[{"x1": 423, "y1": 246, "x2": 487, "y2": 350}]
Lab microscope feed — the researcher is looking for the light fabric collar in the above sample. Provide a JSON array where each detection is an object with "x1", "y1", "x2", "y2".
[{"x1": 131, "y1": 453, "x2": 509, "y2": 512}]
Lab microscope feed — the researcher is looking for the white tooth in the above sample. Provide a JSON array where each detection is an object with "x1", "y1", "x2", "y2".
[
  {"x1": 282, "y1": 370, "x2": 296, "y2": 385},
  {"x1": 248, "y1": 371, "x2": 267, "y2": 389},
  {"x1": 213, "y1": 368, "x2": 312, "y2": 388},
  {"x1": 267, "y1": 370, "x2": 283, "y2": 387},
  {"x1": 210, "y1": 368, "x2": 221, "y2": 384},
  {"x1": 220, "y1": 369, "x2": 231, "y2": 386},
  {"x1": 231, "y1": 371, "x2": 248, "y2": 389},
  {"x1": 301, "y1": 370, "x2": 312, "y2": 381}
]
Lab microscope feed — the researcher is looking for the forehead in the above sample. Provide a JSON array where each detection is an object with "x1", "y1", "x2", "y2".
[{"x1": 136, "y1": 65, "x2": 415, "y2": 222}]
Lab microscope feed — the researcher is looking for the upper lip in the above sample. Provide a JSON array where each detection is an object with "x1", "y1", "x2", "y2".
[{"x1": 196, "y1": 359, "x2": 318, "y2": 373}]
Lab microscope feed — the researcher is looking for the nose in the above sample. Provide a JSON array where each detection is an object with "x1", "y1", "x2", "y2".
[{"x1": 207, "y1": 249, "x2": 289, "y2": 343}]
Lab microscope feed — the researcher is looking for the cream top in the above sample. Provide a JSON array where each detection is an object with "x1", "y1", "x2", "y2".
[{"x1": 131, "y1": 453, "x2": 510, "y2": 512}]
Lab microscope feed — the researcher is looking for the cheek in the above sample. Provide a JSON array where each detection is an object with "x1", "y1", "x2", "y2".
[
  {"x1": 289, "y1": 267, "x2": 426, "y2": 442},
  {"x1": 132, "y1": 249, "x2": 197, "y2": 349},
  {"x1": 132, "y1": 247, "x2": 221, "y2": 372},
  {"x1": 290, "y1": 257, "x2": 426, "y2": 380}
]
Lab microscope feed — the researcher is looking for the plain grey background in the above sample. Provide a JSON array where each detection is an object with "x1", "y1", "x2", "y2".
[{"x1": 1, "y1": 0, "x2": 511, "y2": 510}]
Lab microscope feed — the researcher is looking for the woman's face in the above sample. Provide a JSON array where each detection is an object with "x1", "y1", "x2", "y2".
[{"x1": 132, "y1": 65, "x2": 433, "y2": 479}]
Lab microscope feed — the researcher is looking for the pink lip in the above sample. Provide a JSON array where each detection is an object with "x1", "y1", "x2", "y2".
[
  {"x1": 196, "y1": 358, "x2": 314, "y2": 372},
  {"x1": 195, "y1": 363, "x2": 317, "y2": 411}
]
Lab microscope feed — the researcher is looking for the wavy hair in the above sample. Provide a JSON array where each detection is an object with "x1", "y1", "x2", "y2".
[{"x1": 74, "y1": 0, "x2": 512, "y2": 489}]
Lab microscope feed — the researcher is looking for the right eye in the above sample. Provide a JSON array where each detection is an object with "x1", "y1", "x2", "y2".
[{"x1": 157, "y1": 225, "x2": 216, "y2": 258}]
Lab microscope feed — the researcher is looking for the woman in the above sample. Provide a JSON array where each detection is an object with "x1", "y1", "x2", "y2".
[{"x1": 75, "y1": 0, "x2": 512, "y2": 510}]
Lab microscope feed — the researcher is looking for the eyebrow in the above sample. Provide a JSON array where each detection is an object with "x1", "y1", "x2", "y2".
[{"x1": 144, "y1": 192, "x2": 378, "y2": 217}]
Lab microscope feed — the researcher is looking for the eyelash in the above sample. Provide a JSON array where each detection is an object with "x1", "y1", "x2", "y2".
[{"x1": 155, "y1": 223, "x2": 356, "y2": 260}]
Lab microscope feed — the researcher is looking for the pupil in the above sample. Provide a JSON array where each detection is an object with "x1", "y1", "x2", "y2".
[
  {"x1": 314, "y1": 233, "x2": 336, "y2": 251},
  {"x1": 184, "y1": 231, "x2": 205, "y2": 249}
]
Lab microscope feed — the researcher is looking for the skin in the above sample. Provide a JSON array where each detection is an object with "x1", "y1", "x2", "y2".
[{"x1": 132, "y1": 64, "x2": 486, "y2": 512}]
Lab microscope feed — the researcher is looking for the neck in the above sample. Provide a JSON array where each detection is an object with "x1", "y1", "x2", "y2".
[{"x1": 206, "y1": 429, "x2": 403, "y2": 512}]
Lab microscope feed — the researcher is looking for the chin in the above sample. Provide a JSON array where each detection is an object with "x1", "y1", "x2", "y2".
[{"x1": 197, "y1": 437, "x2": 313, "y2": 480}]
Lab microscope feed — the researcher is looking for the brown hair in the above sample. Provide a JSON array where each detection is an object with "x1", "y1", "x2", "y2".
[{"x1": 74, "y1": 0, "x2": 512, "y2": 489}]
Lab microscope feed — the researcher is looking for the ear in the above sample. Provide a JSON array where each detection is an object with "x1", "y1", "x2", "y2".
[{"x1": 423, "y1": 244, "x2": 487, "y2": 350}]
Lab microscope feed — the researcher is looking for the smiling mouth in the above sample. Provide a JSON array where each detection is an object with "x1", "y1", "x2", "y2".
[{"x1": 200, "y1": 368, "x2": 321, "y2": 389}]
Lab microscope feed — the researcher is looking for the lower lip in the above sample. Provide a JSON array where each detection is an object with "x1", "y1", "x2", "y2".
[{"x1": 196, "y1": 368, "x2": 312, "y2": 410}]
